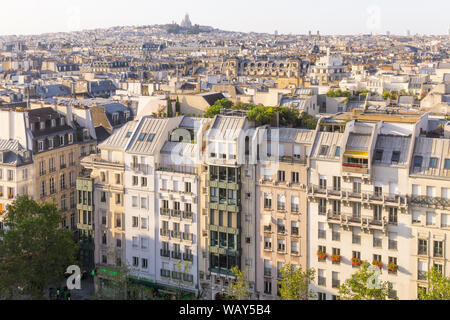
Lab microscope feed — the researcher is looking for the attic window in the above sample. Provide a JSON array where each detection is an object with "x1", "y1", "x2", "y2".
[
  {"x1": 138, "y1": 133, "x2": 147, "y2": 141},
  {"x1": 51, "y1": 119, "x2": 56, "y2": 128},
  {"x1": 319, "y1": 145, "x2": 329, "y2": 156},
  {"x1": 335, "y1": 147, "x2": 341, "y2": 157},
  {"x1": 61, "y1": 117, "x2": 66, "y2": 126},
  {"x1": 40, "y1": 121, "x2": 45, "y2": 130},
  {"x1": 374, "y1": 150, "x2": 383, "y2": 161},
  {"x1": 429, "y1": 158, "x2": 438, "y2": 168},
  {"x1": 391, "y1": 151, "x2": 400, "y2": 164},
  {"x1": 126, "y1": 132, "x2": 132, "y2": 138},
  {"x1": 147, "y1": 134, "x2": 155, "y2": 142},
  {"x1": 414, "y1": 156, "x2": 423, "y2": 168}
]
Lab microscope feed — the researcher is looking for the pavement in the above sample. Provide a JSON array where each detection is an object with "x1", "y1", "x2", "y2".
[{"x1": 70, "y1": 277, "x2": 95, "y2": 300}]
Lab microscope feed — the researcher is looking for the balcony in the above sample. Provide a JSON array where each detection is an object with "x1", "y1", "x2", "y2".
[
  {"x1": 171, "y1": 251, "x2": 182, "y2": 260},
  {"x1": 172, "y1": 210, "x2": 182, "y2": 219},
  {"x1": 130, "y1": 163, "x2": 148, "y2": 175},
  {"x1": 171, "y1": 231, "x2": 182, "y2": 240},
  {"x1": 161, "y1": 269, "x2": 171, "y2": 278},
  {"x1": 410, "y1": 196, "x2": 450, "y2": 210},
  {"x1": 183, "y1": 233, "x2": 194, "y2": 242},
  {"x1": 60, "y1": 164, "x2": 67, "y2": 170},
  {"x1": 184, "y1": 212, "x2": 193, "y2": 220},
  {"x1": 157, "y1": 163, "x2": 198, "y2": 175},
  {"x1": 278, "y1": 155, "x2": 308, "y2": 165},
  {"x1": 277, "y1": 226, "x2": 286, "y2": 235},
  {"x1": 342, "y1": 163, "x2": 369, "y2": 175},
  {"x1": 160, "y1": 249, "x2": 170, "y2": 258},
  {"x1": 264, "y1": 225, "x2": 272, "y2": 233},
  {"x1": 183, "y1": 253, "x2": 193, "y2": 262},
  {"x1": 160, "y1": 229, "x2": 170, "y2": 238},
  {"x1": 160, "y1": 208, "x2": 171, "y2": 217},
  {"x1": 183, "y1": 274, "x2": 194, "y2": 283}
]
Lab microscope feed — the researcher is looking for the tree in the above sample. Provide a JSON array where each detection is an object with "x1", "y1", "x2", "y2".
[
  {"x1": 0, "y1": 196, "x2": 78, "y2": 299},
  {"x1": 247, "y1": 106, "x2": 276, "y2": 125},
  {"x1": 418, "y1": 267, "x2": 450, "y2": 300},
  {"x1": 279, "y1": 264, "x2": 316, "y2": 300},
  {"x1": 167, "y1": 98, "x2": 173, "y2": 118},
  {"x1": 227, "y1": 267, "x2": 251, "y2": 300},
  {"x1": 298, "y1": 112, "x2": 318, "y2": 130},
  {"x1": 338, "y1": 262, "x2": 394, "y2": 300},
  {"x1": 204, "y1": 98, "x2": 233, "y2": 118},
  {"x1": 278, "y1": 107, "x2": 300, "y2": 127},
  {"x1": 175, "y1": 96, "x2": 181, "y2": 114}
]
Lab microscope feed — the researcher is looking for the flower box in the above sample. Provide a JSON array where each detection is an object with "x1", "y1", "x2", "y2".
[
  {"x1": 372, "y1": 260, "x2": 383, "y2": 269},
  {"x1": 331, "y1": 255, "x2": 342, "y2": 263},
  {"x1": 317, "y1": 251, "x2": 327, "y2": 260},
  {"x1": 351, "y1": 258, "x2": 362, "y2": 267},
  {"x1": 388, "y1": 263, "x2": 398, "y2": 272}
]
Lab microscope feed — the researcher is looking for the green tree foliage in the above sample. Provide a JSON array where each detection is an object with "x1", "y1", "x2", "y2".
[
  {"x1": 338, "y1": 262, "x2": 394, "y2": 300},
  {"x1": 418, "y1": 267, "x2": 450, "y2": 300},
  {"x1": 327, "y1": 89, "x2": 351, "y2": 98},
  {"x1": 279, "y1": 264, "x2": 316, "y2": 300},
  {"x1": 298, "y1": 112, "x2": 318, "y2": 130},
  {"x1": 167, "y1": 98, "x2": 173, "y2": 118},
  {"x1": 247, "y1": 106, "x2": 276, "y2": 125},
  {"x1": 278, "y1": 107, "x2": 300, "y2": 127},
  {"x1": 204, "y1": 99, "x2": 233, "y2": 118},
  {"x1": 227, "y1": 267, "x2": 251, "y2": 300},
  {"x1": 0, "y1": 196, "x2": 78, "y2": 299}
]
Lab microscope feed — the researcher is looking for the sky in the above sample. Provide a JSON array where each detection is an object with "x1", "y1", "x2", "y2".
[{"x1": 0, "y1": 0, "x2": 449, "y2": 36}]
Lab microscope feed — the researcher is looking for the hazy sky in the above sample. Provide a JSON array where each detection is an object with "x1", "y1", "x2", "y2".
[{"x1": 1, "y1": 0, "x2": 449, "y2": 36}]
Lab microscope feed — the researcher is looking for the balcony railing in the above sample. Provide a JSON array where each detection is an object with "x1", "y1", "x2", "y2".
[
  {"x1": 277, "y1": 226, "x2": 286, "y2": 234},
  {"x1": 184, "y1": 212, "x2": 193, "y2": 220},
  {"x1": 171, "y1": 251, "x2": 182, "y2": 260},
  {"x1": 278, "y1": 155, "x2": 308, "y2": 165},
  {"x1": 160, "y1": 249, "x2": 170, "y2": 258},
  {"x1": 161, "y1": 269, "x2": 171, "y2": 278},
  {"x1": 410, "y1": 196, "x2": 450, "y2": 209},
  {"x1": 183, "y1": 253, "x2": 193, "y2": 262},
  {"x1": 183, "y1": 233, "x2": 193, "y2": 242},
  {"x1": 157, "y1": 163, "x2": 198, "y2": 175},
  {"x1": 342, "y1": 163, "x2": 369, "y2": 174},
  {"x1": 172, "y1": 210, "x2": 182, "y2": 219},
  {"x1": 160, "y1": 208, "x2": 171, "y2": 217},
  {"x1": 264, "y1": 225, "x2": 272, "y2": 233},
  {"x1": 171, "y1": 231, "x2": 182, "y2": 240},
  {"x1": 183, "y1": 274, "x2": 194, "y2": 283},
  {"x1": 130, "y1": 163, "x2": 148, "y2": 174},
  {"x1": 160, "y1": 229, "x2": 170, "y2": 237}
]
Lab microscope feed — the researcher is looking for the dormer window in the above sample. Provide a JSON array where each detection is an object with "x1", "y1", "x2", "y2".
[
  {"x1": 112, "y1": 113, "x2": 119, "y2": 125},
  {"x1": 124, "y1": 111, "x2": 130, "y2": 120},
  {"x1": 391, "y1": 151, "x2": 400, "y2": 164},
  {"x1": 48, "y1": 138, "x2": 54, "y2": 149},
  {"x1": 51, "y1": 119, "x2": 56, "y2": 128},
  {"x1": 59, "y1": 135, "x2": 65, "y2": 146},
  {"x1": 38, "y1": 140, "x2": 44, "y2": 152},
  {"x1": 68, "y1": 134, "x2": 73, "y2": 144},
  {"x1": 40, "y1": 122, "x2": 45, "y2": 130},
  {"x1": 83, "y1": 129, "x2": 89, "y2": 140},
  {"x1": 61, "y1": 117, "x2": 66, "y2": 126}
]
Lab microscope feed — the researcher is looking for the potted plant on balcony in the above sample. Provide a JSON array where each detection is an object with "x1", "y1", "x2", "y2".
[
  {"x1": 388, "y1": 263, "x2": 398, "y2": 273},
  {"x1": 372, "y1": 260, "x2": 383, "y2": 269},
  {"x1": 317, "y1": 250, "x2": 327, "y2": 260},
  {"x1": 331, "y1": 254, "x2": 342, "y2": 263},
  {"x1": 351, "y1": 257, "x2": 362, "y2": 267}
]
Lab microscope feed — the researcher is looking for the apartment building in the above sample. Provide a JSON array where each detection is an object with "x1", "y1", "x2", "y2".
[
  {"x1": 124, "y1": 116, "x2": 185, "y2": 292},
  {"x1": 81, "y1": 121, "x2": 137, "y2": 290},
  {"x1": 0, "y1": 140, "x2": 33, "y2": 226},
  {"x1": 198, "y1": 115, "x2": 258, "y2": 300},
  {"x1": 408, "y1": 122, "x2": 450, "y2": 298},
  {"x1": 155, "y1": 117, "x2": 208, "y2": 295},
  {"x1": 256, "y1": 127, "x2": 315, "y2": 299}
]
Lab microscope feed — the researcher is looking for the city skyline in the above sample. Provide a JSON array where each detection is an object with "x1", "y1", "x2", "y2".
[{"x1": 0, "y1": 0, "x2": 449, "y2": 36}]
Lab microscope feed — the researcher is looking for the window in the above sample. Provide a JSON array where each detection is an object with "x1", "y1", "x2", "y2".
[
  {"x1": 147, "y1": 134, "x2": 155, "y2": 142},
  {"x1": 133, "y1": 257, "x2": 139, "y2": 267},
  {"x1": 418, "y1": 239, "x2": 427, "y2": 255},
  {"x1": 141, "y1": 198, "x2": 147, "y2": 209},
  {"x1": 412, "y1": 211, "x2": 422, "y2": 224},
  {"x1": 292, "y1": 172, "x2": 299, "y2": 184},
  {"x1": 434, "y1": 241, "x2": 443, "y2": 258},
  {"x1": 374, "y1": 150, "x2": 383, "y2": 161},
  {"x1": 335, "y1": 146, "x2": 341, "y2": 157},
  {"x1": 333, "y1": 176, "x2": 341, "y2": 191},
  {"x1": 389, "y1": 208, "x2": 398, "y2": 225},
  {"x1": 318, "y1": 292, "x2": 326, "y2": 300},
  {"x1": 126, "y1": 131, "x2": 132, "y2": 138},
  {"x1": 264, "y1": 280, "x2": 272, "y2": 294},
  {"x1": 185, "y1": 182, "x2": 192, "y2": 193},
  {"x1": 444, "y1": 159, "x2": 450, "y2": 169},
  {"x1": 38, "y1": 140, "x2": 44, "y2": 152},
  {"x1": 319, "y1": 199, "x2": 327, "y2": 215},
  {"x1": 132, "y1": 196, "x2": 138, "y2": 207},
  {"x1": 426, "y1": 212, "x2": 435, "y2": 226},
  {"x1": 132, "y1": 176, "x2": 138, "y2": 186},
  {"x1": 414, "y1": 156, "x2": 423, "y2": 168},
  {"x1": 116, "y1": 238, "x2": 122, "y2": 248},
  {"x1": 264, "y1": 193, "x2": 272, "y2": 209},
  {"x1": 142, "y1": 259, "x2": 148, "y2": 269},
  {"x1": 391, "y1": 151, "x2": 400, "y2": 164},
  {"x1": 132, "y1": 216, "x2": 139, "y2": 228},
  {"x1": 319, "y1": 145, "x2": 329, "y2": 156},
  {"x1": 141, "y1": 218, "x2": 148, "y2": 229},
  {"x1": 352, "y1": 202, "x2": 361, "y2": 218},
  {"x1": 429, "y1": 157, "x2": 438, "y2": 168},
  {"x1": 277, "y1": 171, "x2": 285, "y2": 182}
]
